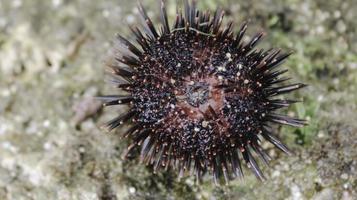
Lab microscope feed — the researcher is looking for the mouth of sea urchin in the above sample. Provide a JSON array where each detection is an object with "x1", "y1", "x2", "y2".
[
  {"x1": 175, "y1": 75, "x2": 226, "y2": 120},
  {"x1": 185, "y1": 81, "x2": 209, "y2": 107}
]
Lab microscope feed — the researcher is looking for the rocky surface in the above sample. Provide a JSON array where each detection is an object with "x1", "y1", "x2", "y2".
[{"x1": 0, "y1": 0, "x2": 356, "y2": 199}]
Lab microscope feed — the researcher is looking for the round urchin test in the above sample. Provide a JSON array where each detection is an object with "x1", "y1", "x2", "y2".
[{"x1": 98, "y1": 0, "x2": 306, "y2": 183}]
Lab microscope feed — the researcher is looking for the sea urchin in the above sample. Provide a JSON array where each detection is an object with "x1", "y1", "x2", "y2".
[{"x1": 98, "y1": 0, "x2": 306, "y2": 183}]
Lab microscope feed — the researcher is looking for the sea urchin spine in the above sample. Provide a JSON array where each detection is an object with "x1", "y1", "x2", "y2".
[{"x1": 99, "y1": 0, "x2": 306, "y2": 183}]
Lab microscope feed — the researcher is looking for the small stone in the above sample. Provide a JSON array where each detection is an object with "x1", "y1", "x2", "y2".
[
  {"x1": 43, "y1": 120, "x2": 50, "y2": 128},
  {"x1": 129, "y1": 187, "x2": 136, "y2": 194},
  {"x1": 341, "y1": 173, "x2": 349, "y2": 180},
  {"x1": 43, "y1": 142, "x2": 52, "y2": 150},
  {"x1": 271, "y1": 170, "x2": 281, "y2": 178},
  {"x1": 318, "y1": 131, "x2": 325, "y2": 138},
  {"x1": 313, "y1": 189, "x2": 334, "y2": 200},
  {"x1": 79, "y1": 147, "x2": 86, "y2": 153},
  {"x1": 343, "y1": 183, "x2": 350, "y2": 190}
]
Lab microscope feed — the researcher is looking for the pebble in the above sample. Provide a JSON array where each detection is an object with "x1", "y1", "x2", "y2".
[
  {"x1": 129, "y1": 187, "x2": 136, "y2": 194},
  {"x1": 340, "y1": 173, "x2": 348, "y2": 180},
  {"x1": 271, "y1": 170, "x2": 281, "y2": 178}
]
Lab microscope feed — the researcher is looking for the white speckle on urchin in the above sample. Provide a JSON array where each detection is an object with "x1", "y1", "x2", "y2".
[
  {"x1": 194, "y1": 127, "x2": 200, "y2": 132},
  {"x1": 202, "y1": 121, "x2": 208, "y2": 128},
  {"x1": 170, "y1": 104, "x2": 175, "y2": 109},
  {"x1": 226, "y1": 53, "x2": 233, "y2": 61},
  {"x1": 217, "y1": 66, "x2": 226, "y2": 71},
  {"x1": 237, "y1": 64, "x2": 243, "y2": 69},
  {"x1": 244, "y1": 79, "x2": 249, "y2": 84}
]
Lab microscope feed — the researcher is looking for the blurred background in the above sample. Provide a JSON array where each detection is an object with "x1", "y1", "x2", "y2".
[{"x1": 0, "y1": 0, "x2": 356, "y2": 199}]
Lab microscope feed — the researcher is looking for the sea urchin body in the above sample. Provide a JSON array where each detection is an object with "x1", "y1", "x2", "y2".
[{"x1": 99, "y1": 0, "x2": 306, "y2": 183}]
